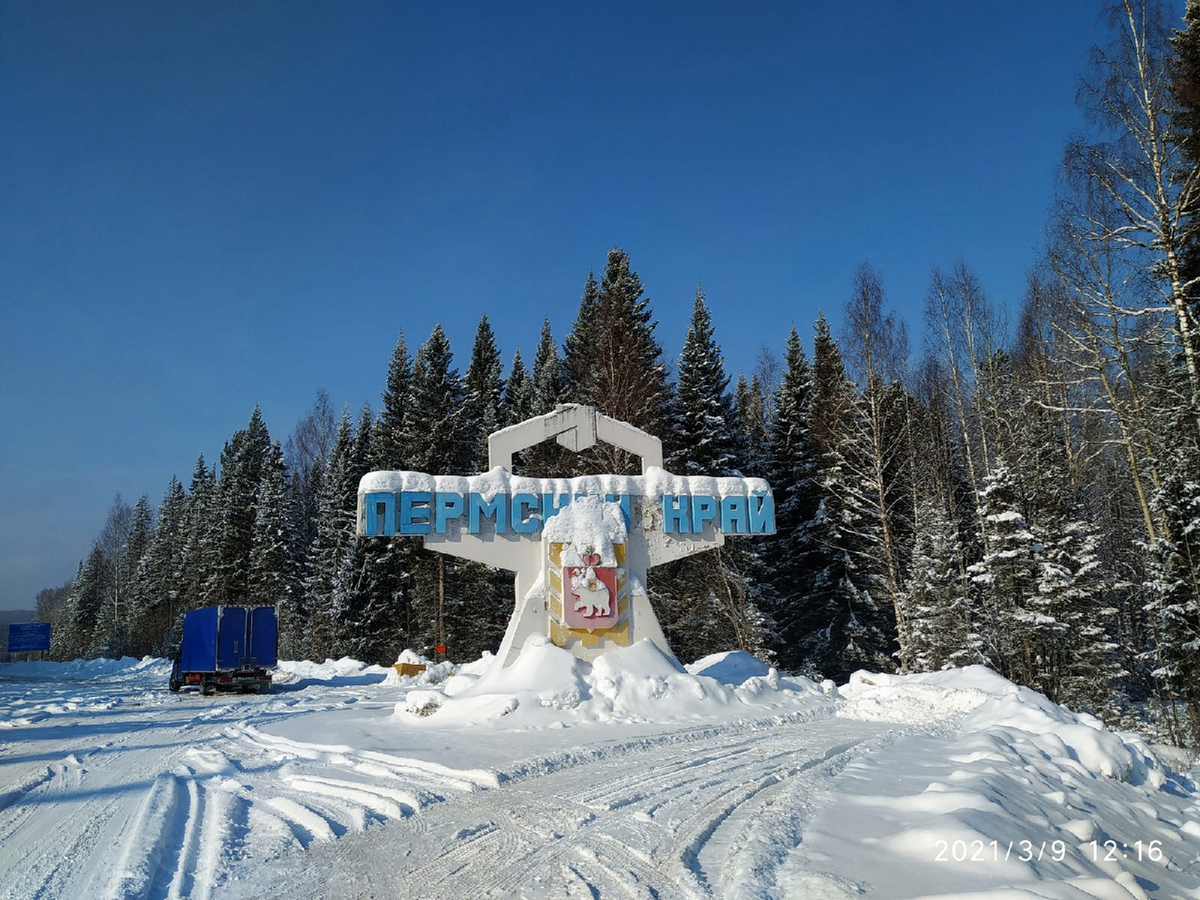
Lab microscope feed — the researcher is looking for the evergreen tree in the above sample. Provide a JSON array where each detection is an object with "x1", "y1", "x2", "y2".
[
  {"x1": 129, "y1": 477, "x2": 188, "y2": 656},
  {"x1": 106, "y1": 495, "x2": 153, "y2": 656},
  {"x1": 807, "y1": 318, "x2": 896, "y2": 679},
  {"x1": 284, "y1": 389, "x2": 338, "y2": 613},
  {"x1": 593, "y1": 248, "x2": 671, "y2": 440},
  {"x1": 178, "y1": 455, "x2": 219, "y2": 619},
  {"x1": 405, "y1": 325, "x2": 469, "y2": 475},
  {"x1": 1172, "y1": 0, "x2": 1200, "y2": 324},
  {"x1": 369, "y1": 338, "x2": 423, "y2": 662},
  {"x1": 654, "y1": 287, "x2": 769, "y2": 661},
  {"x1": 764, "y1": 328, "x2": 829, "y2": 671},
  {"x1": 216, "y1": 406, "x2": 273, "y2": 606},
  {"x1": 1142, "y1": 354, "x2": 1200, "y2": 744},
  {"x1": 336, "y1": 407, "x2": 412, "y2": 664},
  {"x1": 248, "y1": 440, "x2": 298, "y2": 626},
  {"x1": 502, "y1": 349, "x2": 536, "y2": 430},
  {"x1": 559, "y1": 249, "x2": 671, "y2": 472},
  {"x1": 400, "y1": 325, "x2": 506, "y2": 660},
  {"x1": 563, "y1": 272, "x2": 601, "y2": 403},
  {"x1": 304, "y1": 411, "x2": 356, "y2": 660},
  {"x1": 89, "y1": 495, "x2": 133, "y2": 657},
  {"x1": 1143, "y1": 466, "x2": 1200, "y2": 744},
  {"x1": 374, "y1": 334, "x2": 413, "y2": 470},
  {"x1": 68, "y1": 544, "x2": 111, "y2": 659},
  {"x1": 523, "y1": 318, "x2": 570, "y2": 475},
  {"x1": 968, "y1": 465, "x2": 1043, "y2": 686},
  {"x1": 666, "y1": 285, "x2": 740, "y2": 476},
  {"x1": 532, "y1": 318, "x2": 566, "y2": 413},
  {"x1": 734, "y1": 373, "x2": 771, "y2": 478},
  {"x1": 463, "y1": 315, "x2": 504, "y2": 471},
  {"x1": 904, "y1": 499, "x2": 981, "y2": 672}
]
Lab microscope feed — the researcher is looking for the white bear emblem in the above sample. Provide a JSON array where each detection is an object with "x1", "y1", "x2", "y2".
[{"x1": 571, "y1": 567, "x2": 611, "y2": 618}]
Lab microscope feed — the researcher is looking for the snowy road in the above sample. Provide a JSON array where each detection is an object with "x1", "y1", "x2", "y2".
[
  {"x1": 0, "y1": 659, "x2": 894, "y2": 899},
  {"x1": 0, "y1": 662, "x2": 511, "y2": 900},
  {"x1": 2, "y1": 652, "x2": 1198, "y2": 900},
  {"x1": 237, "y1": 715, "x2": 897, "y2": 900}
]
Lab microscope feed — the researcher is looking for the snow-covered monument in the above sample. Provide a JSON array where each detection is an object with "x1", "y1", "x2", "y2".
[{"x1": 357, "y1": 404, "x2": 774, "y2": 667}]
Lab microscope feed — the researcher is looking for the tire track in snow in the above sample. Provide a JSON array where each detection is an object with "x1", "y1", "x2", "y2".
[
  {"x1": 0, "y1": 683, "x2": 420, "y2": 900},
  {"x1": 234, "y1": 716, "x2": 900, "y2": 900}
]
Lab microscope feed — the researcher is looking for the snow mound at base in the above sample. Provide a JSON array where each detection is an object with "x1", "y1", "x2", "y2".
[
  {"x1": 393, "y1": 636, "x2": 828, "y2": 727},
  {"x1": 839, "y1": 665, "x2": 1169, "y2": 787},
  {"x1": 686, "y1": 649, "x2": 772, "y2": 684}
]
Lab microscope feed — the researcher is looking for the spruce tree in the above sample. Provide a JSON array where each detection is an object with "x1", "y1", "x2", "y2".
[
  {"x1": 968, "y1": 465, "x2": 1043, "y2": 686},
  {"x1": 336, "y1": 407, "x2": 412, "y2": 664},
  {"x1": 463, "y1": 315, "x2": 504, "y2": 471},
  {"x1": 178, "y1": 455, "x2": 219, "y2": 619},
  {"x1": 248, "y1": 440, "x2": 298, "y2": 641},
  {"x1": 560, "y1": 249, "x2": 671, "y2": 473},
  {"x1": 594, "y1": 249, "x2": 671, "y2": 438},
  {"x1": 806, "y1": 317, "x2": 896, "y2": 679},
  {"x1": 1171, "y1": 0, "x2": 1200, "y2": 346},
  {"x1": 129, "y1": 477, "x2": 188, "y2": 655},
  {"x1": 563, "y1": 273, "x2": 601, "y2": 403},
  {"x1": 764, "y1": 328, "x2": 830, "y2": 671},
  {"x1": 667, "y1": 285, "x2": 740, "y2": 476},
  {"x1": 524, "y1": 318, "x2": 570, "y2": 475},
  {"x1": 401, "y1": 325, "x2": 506, "y2": 659},
  {"x1": 107, "y1": 495, "x2": 153, "y2": 656},
  {"x1": 405, "y1": 325, "x2": 469, "y2": 475},
  {"x1": 654, "y1": 287, "x2": 769, "y2": 661},
  {"x1": 1142, "y1": 354, "x2": 1200, "y2": 743},
  {"x1": 304, "y1": 411, "x2": 356, "y2": 660},
  {"x1": 72, "y1": 544, "x2": 111, "y2": 659},
  {"x1": 904, "y1": 499, "x2": 981, "y2": 672},
  {"x1": 532, "y1": 317, "x2": 566, "y2": 413},
  {"x1": 216, "y1": 406, "x2": 273, "y2": 606},
  {"x1": 734, "y1": 373, "x2": 771, "y2": 478},
  {"x1": 369, "y1": 337, "x2": 423, "y2": 661},
  {"x1": 502, "y1": 349, "x2": 536, "y2": 430},
  {"x1": 374, "y1": 334, "x2": 413, "y2": 471}
]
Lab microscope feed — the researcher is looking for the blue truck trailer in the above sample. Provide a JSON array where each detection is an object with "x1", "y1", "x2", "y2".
[{"x1": 169, "y1": 605, "x2": 278, "y2": 695}]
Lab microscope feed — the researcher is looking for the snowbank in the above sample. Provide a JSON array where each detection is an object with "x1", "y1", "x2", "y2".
[
  {"x1": 0, "y1": 655, "x2": 168, "y2": 682},
  {"x1": 394, "y1": 636, "x2": 830, "y2": 726},
  {"x1": 783, "y1": 665, "x2": 1200, "y2": 898},
  {"x1": 838, "y1": 666, "x2": 1168, "y2": 787}
]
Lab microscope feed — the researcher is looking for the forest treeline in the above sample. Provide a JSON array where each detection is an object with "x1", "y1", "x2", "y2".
[{"x1": 32, "y1": 1, "x2": 1200, "y2": 747}]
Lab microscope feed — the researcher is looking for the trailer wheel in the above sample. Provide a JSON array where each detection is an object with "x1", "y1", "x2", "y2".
[
  {"x1": 169, "y1": 677, "x2": 181, "y2": 693},
  {"x1": 201, "y1": 679, "x2": 215, "y2": 696}
]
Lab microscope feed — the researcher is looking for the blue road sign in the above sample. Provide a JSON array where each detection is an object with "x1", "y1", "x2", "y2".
[{"x1": 8, "y1": 622, "x2": 51, "y2": 653}]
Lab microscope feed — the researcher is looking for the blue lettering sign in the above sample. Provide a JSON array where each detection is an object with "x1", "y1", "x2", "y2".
[
  {"x1": 8, "y1": 622, "x2": 51, "y2": 653},
  {"x1": 542, "y1": 493, "x2": 571, "y2": 522},
  {"x1": 468, "y1": 492, "x2": 508, "y2": 533},
  {"x1": 720, "y1": 495, "x2": 749, "y2": 534},
  {"x1": 691, "y1": 495, "x2": 718, "y2": 533},
  {"x1": 375, "y1": 488, "x2": 776, "y2": 538},
  {"x1": 364, "y1": 492, "x2": 395, "y2": 536},
  {"x1": 749, "y1": 493, "x2": 775, "y2": 534},
  {"x1": 662, "y1": 495, "x2": 690, "y2": 533},
  {"x1": 400, "y1": 491, "x2": 432, "y2": 535},
  {"x1": 511, "y1": 493, "x2": 540, "y2": 534},
  {"x1": 435, "y1": 493, "x2": 464, "y2": 534}
]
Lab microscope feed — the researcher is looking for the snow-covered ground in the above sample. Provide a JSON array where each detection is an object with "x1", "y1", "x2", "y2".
[{"x1": 1, "y1": 639, "x2": 1197, "y2": 899}]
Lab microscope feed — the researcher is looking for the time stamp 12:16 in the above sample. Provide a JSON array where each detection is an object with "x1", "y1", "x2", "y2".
[{"x1": 933, "y1": 839, "x2": 1165, "y2": 863}]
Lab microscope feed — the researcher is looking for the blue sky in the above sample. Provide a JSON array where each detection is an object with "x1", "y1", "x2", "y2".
[{"x1": 0, "y1": 2, "x2": 1140, "y2": 610}]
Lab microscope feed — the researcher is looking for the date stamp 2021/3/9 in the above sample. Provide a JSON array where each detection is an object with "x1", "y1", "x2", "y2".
[{"x1": 933, "y1": 838, "x2": 1166, "y2": 864}]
